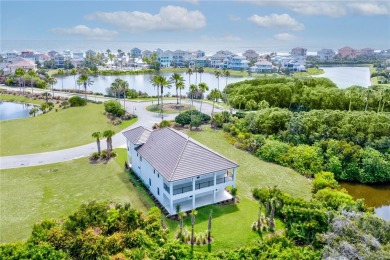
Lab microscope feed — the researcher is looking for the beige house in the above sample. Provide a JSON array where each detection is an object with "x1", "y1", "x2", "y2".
[
  {"x1": 338, "y1": 46, "x2": 358, "y2": 58},
  {"x1": 7, "y1": 58, "x2": 37, "y2": 73}
]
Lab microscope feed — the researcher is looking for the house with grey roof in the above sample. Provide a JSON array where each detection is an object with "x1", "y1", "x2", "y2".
[{"x1": 123, "y1": 126, "x2": 238, "y2": 215}]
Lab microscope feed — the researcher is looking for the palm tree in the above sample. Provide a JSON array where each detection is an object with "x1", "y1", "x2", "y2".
[
  {"x1": 381, "y1": 87, "x2": 390, "y2": 112},
  {"x1": 364, "y1": 88, "x2": 374, "y2": 111},
  {"x1": 78, "y1": 74, "x2": 94, "y2": 100},
  {"x1": 70, "y1": 68, "x2": 77, "y2": 89},
  {"x1": 27, "y1": 69, "x2": 37, "y2": 93},
  {"x1": 214, "y1": 70, "x2": 222, "y2": 91},
  {"x1": 198, "y1": 82, "x2": 209, "y2": 113},
  {"x1": 223, "y1": 68, "x2": 230, "y2": 90},
  {"x1": 157, "y1": 75, "x2": 171, "y2": 120},
  {"x1": 190, "y1": 209, "x2": 197, "y2": 246},
  {"x1": 150, "y1": 74, "x2": 161, "y2": 106},
  {"x1": 47, "y1": 76, "x2": 57, "y2": 98},
  {"x1": 198, "y1": 67, "x2": 204, "y2": 83},
  {"x1": 208, "y1": 209, "x2": 213, "y2": 243},
  {"x1": 92, "y1": 131, "x2": 102, "y2": 155},
  {"x1": 103, "y1": 130, "x2": 115, "y2": 157},
  {"x1": 170, "y1": 73, "x2": 185, "y2": 105},
  {"x1": 186, "y1": 68, "x2": 193, "y2": 88},
  {"x1": 189, "y1": 84, "x2": 198, "y2": 109},
  {"x1": 29, "y1": 107, "x2": 39, "y2": 117},
  {"x1": 14, "y1": 68, "x2": 25, "y2": 92},
  {"x1": 177, "y1": 81, "x2": 185, "y2": 105},
  {"x1": 122, "y1": 80, "x2": 129, "y2": 109},
  {"x1": 110, "y1": 78, "x2": 121, "y2": 99},
  {"x1": 209, "y1": 88, "x2": 221, "y2": 116},
  {"x1": 57, "y1": 69, "x2": 64, "y2": 91}
]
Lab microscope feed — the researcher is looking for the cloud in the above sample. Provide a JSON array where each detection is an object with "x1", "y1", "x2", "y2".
[
  {"x1": 85, "y1": 6, "x2": 206, "y2": 32},
  {"x1": 248, "y1": 13, "x2": 304, "y2": 31},
  {"x1": 181, "y1": 0, "x2": 199, "y2": 4},
  {"x1": 50, "y1": 25, "x2": 118, "y2": 40},
  {"x1": 229, "y1": 15, "x2": 241, "y2": 21},
  {"x1": 273, "y1": 32, "x2": 296, "y2": 41},
  {"x1": 242, "y1": 0, "x2": 390, "y2": 17},
  {"x1": 201, "y1": 34, "x2": 241, "y2": 42}
]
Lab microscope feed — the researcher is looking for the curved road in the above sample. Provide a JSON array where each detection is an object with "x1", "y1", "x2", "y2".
[{"x1": 0, "y1": 88, "x2": 225, "y2": 169}]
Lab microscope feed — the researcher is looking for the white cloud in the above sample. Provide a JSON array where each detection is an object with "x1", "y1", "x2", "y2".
[
  {"x1": 248, "y1": 13, "x2": 304, "y2": 31},
  {"x1": 85, "y1": 6, "x2": 206, "y2": 32},
  {"x1": 50, "y1": 25, "x2": 118, "y2": 40},
  {"x1": 201, "y1": 34, "x2": 241, "y2": 42},
  {"x1": 273, "y1": 32, "x2": 296, "y2": 41},
  {"x1": 229, "y1": 15, "x2": 241, "y2": 21},
  {"x1": 242, "y1": 0, "x2": 390, "y2": 17}
]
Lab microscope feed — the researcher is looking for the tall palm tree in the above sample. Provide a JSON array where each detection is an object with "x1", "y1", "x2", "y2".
[
  {"x1": 27, "y1": 69, "x2": 37, "y2": 93},
  {"x1": 209, "y1": 88, "x2": 221, "y2": 116},
  {"x1": 103, "y1": 130, "x2": 115, "y2": 157},
  {"x1": 156, "y1": 75, "x2": 171, "y2": 120},
  {"x1": 92, "y1": 131, "x2": 102, "y2": 155},
  {"x1": 70, "y1": 68, "x2": 77, "y2": 89},
  {"x1": 150, "y1": 74, "x2": 161, "y2": 105},
  {"x1": 190, "y1": 209, "x2": 197, "y2": 246},
  {"x1": 365, "y1": 88, "x2": 374, "y2": 111},
  {"x1": 78, "y1": 74, "x2": 94, "y2": 100},
  {"x1": 381, "y1": 87, "x2": 390, "y2": 112},
  {"x1": 122, "y1": 80, "x2": 129, "y2": 109},
  {"x1": 208, "y1": 209, "x2": 213, "y2": 243},
  {"x1": 194, "y1": 66, "x2": 198, "y2": 85},
  {"x1": 110, "y1": 78, "x2": 121, "y2": 99},
  {"x1": 186, "y1": 68, "x2": 193, "y2": 88},
  {"x1": 14, "y1": 68, "x2": 25, "y2": 92},
  {"x1": 177, "y1": 80, "x2": 185, "y2": 105},
  {"x1": 57, "y1": 69, "x2": 64, "y2": 91},
  {"x1": 214, "y1": 70, "x2": 222, "y2": 91},
  {"x1": 47, "y1": 76, "x2": 57, "y2": 98},
  {"x1": 170, "y1": 73, "x2": 185, "y2": 105},
  {"x1": 198, "y1": 82, "x2": 209, "y2": 113},
  {"x1": 189, "y1": 84, "x2": 198, "y2": 109},
  {"x1": 223, "y1": 68, "x2": 230, "y2": 90},
  {"x1": 198, "y1": 67, "x2": 204, "y2": 83}
]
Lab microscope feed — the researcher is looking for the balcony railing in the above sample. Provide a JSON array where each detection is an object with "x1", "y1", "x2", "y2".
[
  {"x1": 165, "y1": 175, "x2": 233, "y2": 195},
  {"x1": 173, "y1": 185, "x2": 193, "y2": 195}
]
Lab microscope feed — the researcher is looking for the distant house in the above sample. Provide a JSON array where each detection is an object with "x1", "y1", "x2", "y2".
[
  {"x1": 47, "y1": 50, "x2": 58, "y2": 58},
  {"x1": 250, "y1": 60, "x2": 274, "y2": 73},
  {"x1": 123, "y1": 126, "x2": 238, "y2": 215},
  {"x1": 228, "y1": 56, "x2": 249, "y2": 71},
  {"x1": 209, "y1": 53, "x2": 229, "y2": 68},
  {"x1": 291, "y1": 47, "x2": 307, "y2": 58},
  {"x1": 5, "y1": 51, "x2": 18, "y2": 59},
  {"x1": 54, "y1": 54, "x2": 66, "y2": 68},
  {"x1": 20, "y1": 49, "x2": 34, "y2": 58},
  {"x1": 243, "y1": 49, "x2": 259, "y2": 61},
  {"x1": 142, "y1": 50, "x2": 152, "y2": 59},
  {"x1": 159, "y1": 50, "x2": 174, "y2": 68},
  {"x1": 195, "y1": 57, "x2": 210, "y2": 68},
  {"x1": 131, "y1": 48, "x2": 142, "y2": 58},
  {"x1": 338, "y1": 46, "x2": 358, "y2": 58},
  {"x1": 172, "y1": 50, "x2": 188, "y2": 67},
  {"x1": 317, "y1": 49, "x2": 336, "y2": 60},
  {"x1": 359, "y1": 48, "x2": 375, "y2": 57},
  {"x1": 85, "y1": 50, "x2": 96, "y2": 58},
  {"x1": 7, "y1": 57, "x2": 37, "y2": 73}
]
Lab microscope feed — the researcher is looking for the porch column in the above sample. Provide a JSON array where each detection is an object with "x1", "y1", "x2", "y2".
[
  {"x1": 213, "y1": 172, "x2": 217, "y2": 203},
  {"x1": 169, "y1": 182, "x2": 173, "y2": 214},
  {"x1": 232, "y1": 168, "x2": 237, "y2": 188},
  {"x1": 192, "y1": 178, "x2": 195, "y2": 209}
]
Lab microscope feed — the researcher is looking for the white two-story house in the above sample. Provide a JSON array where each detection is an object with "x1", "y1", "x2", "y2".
[{"x1": 123, "y1": 126, "x2": 238, "y2": 215}]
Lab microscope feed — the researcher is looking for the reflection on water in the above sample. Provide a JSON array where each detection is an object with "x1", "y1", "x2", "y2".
[
  {"x1": 316, "y1": 67, "x2": 371, "y2": 89},
  {"x1": 0, "y1": 102, "x2": 35, "y2": 120},
  {"x1": 340, "y1": 182, "x2": 390, "y2": 221}
]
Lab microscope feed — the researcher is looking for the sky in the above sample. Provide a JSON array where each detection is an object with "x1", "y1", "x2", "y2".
[{"x1": 1, "y1": 0, "x2": 390, "y2": 54}]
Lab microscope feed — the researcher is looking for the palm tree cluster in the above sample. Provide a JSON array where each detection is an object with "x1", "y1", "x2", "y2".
[
  {"x1": 108, "y1": 78, "x2": 129, "y2": 108},
  {"x1": 77, "y1": 71, "x2": 94, "y2": 100},
  {"x1": 91, "y1": 130, "x2": 116, "y2": 159}
]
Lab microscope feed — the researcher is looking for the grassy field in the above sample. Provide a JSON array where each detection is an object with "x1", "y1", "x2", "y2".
[
  {"x1": 293, "y1": 68, "x2": 324, "y2": 77},
  {"x1": 369, "y1": 64, "x2": 390, "y2": 87},
  {"x1": 0, "y1": 103, "x2": 137, "y2": 156},
  {"x1": 146, "y1": 103, "x2": 192, "y2": 114},
  {"x1": 0, "y1": 94, "x2": 45, "y2": 105},
  {"x1": 0, "y1": 149, "x2": 149, "y2": 243}
]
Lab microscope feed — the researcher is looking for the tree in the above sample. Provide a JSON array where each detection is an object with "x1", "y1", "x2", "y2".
[
  {"x1": 234, "y1": 95, "x2": 247, "y2": 111},
  {"x1": 198, "y1": 67, "x2": 204, "y2": 83},
  {"x1": 214, "y1": 70, "x2": 222, "y2": 91},
  {"x1": 190, "y1": 209, "x2": 197, "y2": 246},
  {"x1": 177, "y1": 80, "x2": 185, "y2": 105},
  {"x1": 92, "y1": 132, "x2": 102, "y2": 155},
  {"x1": 14, "y1": 68, "x2": 25, "y2": 92},
  {"x1": 150, "y1": 74, "x2": 161, "y2": 106},
  {"x1": 223, "y1": 68, "x2": 230, "y2": 90},
  {"x1": 186, "y1": 68, "x2": 193, "y2": 89},
  {"x1": 103, "y1": 130, "x2": 115, "y2": 157},
  {"x1": 158, "y1": 75, "x2": 171, "y2": 120},
  {"x1": 208, "y1": 209, "x2": 212, "y2": 243},
  {"x1": 78, "y1": 73, "x2": 94, "y2": 100},
  {"x1": 29, "y1": 107, "x2": 39, "y2": 117},
  {"x1": 209, "y1": 88, "x2": 222, "y2": 116},
  {"x1": 27, "y1": 69, "x2": 37, "y2": 93},
  {"x1": 47, "y1": 76, "x2": 57, "y2": 98},
  {"x1": 143, "y1": 53, "x2": 160, "y2": 72},
  {"x1": 170, "y1": 73, "x2": 185, "y2": 105},
  {"x1": 198, "y1": 82, "x2": 209, "y2": 113},
  {"x1": 57, "y1": 69, "x2": 64, "y2": 91},
  {"x1": 70, "y1": 68, "x2": 77, "y2": 89},
  {"x1": 189, "y1": 84, "x2": 198, "y2": 109},
  {"x1": 122, "y1": 80, "x2": 129, "y2": 109}
]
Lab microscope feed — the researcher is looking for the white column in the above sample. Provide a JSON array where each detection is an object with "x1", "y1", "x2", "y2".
[
  {"x1": 192, "y1": 178, "x2": 196, "y2": 209},
  {"x1": 213, "y1": 172, "x2": 217, "y2": 203},
  {"x1": 169, "y1": 182, "x2": 173, "y2": 214},
  {"x1": 232, "y1": 168, "x2": 236, "y2": 188}
]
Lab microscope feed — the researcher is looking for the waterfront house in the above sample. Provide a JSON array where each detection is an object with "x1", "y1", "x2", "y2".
[
  {"x1": 159, "y1": 50, "x2": 174, "y2": 68},
  {"x1": 291, "y1": 47, "x2": 307, "y2": 58},
  {"x1": 317, "y1": 49, "x2": 335, "y2": 60},
  {"x1": 123, "y1": 126, "x2": 238, "y2": 215},
  {"x1": 250, "y1": 60, "x2": 274, "y2": 73},
  {"x1": 7, "y1": 57, "x2": 37, "y2": 72},
  {"x1": 131, "y1": 48, "x2": 142, "y2": 58},
  {"x1": 228, "y1": 56, "x2": 249, "y2": 71},
  {"x1": 338, "y1": 46, "x2": 358, "y2": 58}
]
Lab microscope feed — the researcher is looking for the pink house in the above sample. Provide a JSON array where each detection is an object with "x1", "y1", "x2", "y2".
[{"x1": 338, "y1": 46, "x2": 358, "y2": 58}]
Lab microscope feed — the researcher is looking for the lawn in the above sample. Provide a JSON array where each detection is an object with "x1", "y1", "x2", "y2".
[
  {"x1": 186, "y1": 127, "x2": 312, "y2": 200},
  {"x1": 146, "y1": 103, "x2": 192, "y2": 114},
  {"x1": 293, "y1": 68, "x2": 324, "y2": 77},
  {"x1": 161, "y1": 67, "x2": 250, "y2": 77},
  {"x1": 0, "y1": 103, "x2": 137, "y2": 156},
  {"x1": 0, "y1": 94, "x2": 45, "y2": 105},
  {"x1": 0, "y1": 148, "x2": 150, "y2": 243}
]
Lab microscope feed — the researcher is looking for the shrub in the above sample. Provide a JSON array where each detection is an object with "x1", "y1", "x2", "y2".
[
  {"x1": 312, "y1": 171, "x2": 339, "y2": 193},
  {"x1": 68, "y1": 96, "x2": 87, "y2": 107},
  {"x1": 60, "y1": 101, "x2": 70, "y2": 108},
  {"x1": 100, "y1": 150, "x2": 108, "y2": 160},
  {"x1": 255, "y1": 140, "x2": 289, "y2": 164},
  {"x1": 174, "y1": 110, "x2": 210, "y2": 126},
  {"x1": 104, "y1": 100, "x2": 125, "y2": 117},
  {"x1": 89, "y1": 152, "x2": 100, "y2": 161},
  {"x1": 159, "y1": 120, "x2": 171, "y2": 128},
  {"x1": 110, "y1": 150, "x2": 117, "y2": 158},
  {"x1": 190, "y1": 117, "x2": 201, "y2": 129}
]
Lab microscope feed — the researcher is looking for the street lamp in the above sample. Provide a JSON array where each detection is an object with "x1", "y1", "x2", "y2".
[{"x1": 133, "y1": 107, "x2": 136, "y2": 115}]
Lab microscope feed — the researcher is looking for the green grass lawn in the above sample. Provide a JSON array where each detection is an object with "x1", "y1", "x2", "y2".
[
  {"x1": 146, "y1": 103, "x2": 192, "y2": 114},
  {"x1": 161, "y1": 67, "x2": 250, "y2": 77},
  {"x1": 186, "y1": 127, "x2": 312, "y2": 200},
  {"x1": 0, "y1": 94, "x2": 45, "y2": 105},
  {"x1": 0, "y1": 148, "x2": 150, "y2": 243},
  {"x1": 293, "y1": 68, "x2": 324, "y2": 77},
  {"x1": 0, "y1": 103, "x2": 137, "y2": 156}
]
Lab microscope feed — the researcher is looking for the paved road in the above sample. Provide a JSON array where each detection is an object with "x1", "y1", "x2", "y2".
[{"x1": 0, "y1": 86, "x2": 225, "y2": 169}]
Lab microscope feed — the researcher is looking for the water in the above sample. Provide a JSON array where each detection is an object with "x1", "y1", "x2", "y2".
[
  {"x1": 316, "y1": 67, "x2": 371, "y2": 89},
  {"x1": 0, "y1": 102, "x2": 36, "y2": 120},
  {"x1": 340, "y1": 182, "x2": 390, "y2": 221},
  {"x1": 54, "y1": 72, "x2": 250, "y2": 96}
]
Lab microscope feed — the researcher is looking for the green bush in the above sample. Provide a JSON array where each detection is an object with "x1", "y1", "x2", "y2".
[
  {"x1": 255, "y1": 140, "x2": 289, "y2": 164},
  {"x1": 159, "y1": 120, "x2": 171, "y2": 128},
  {"x1": 312, "y1": 171, "x2": 339, "y2": 193},
  {"x1": 68, "y1": 96, "x2": 87, "y2": 107},
  {"x1": 104, "y1": 100, "x2": 125, "y2": 117},
  {"x1": 174, "y1": 110, "x2": 210, "y2": 126}
]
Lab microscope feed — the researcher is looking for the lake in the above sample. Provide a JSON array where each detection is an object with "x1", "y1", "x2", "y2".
[
  {"x1": 54, "y1": 72, "x2": 250, "y2": 96},
  {"x1": 0, "y1": 102, "x2": 37, "y2": 120},
  {"x1": 316, "y1": 67, "x2": 371, "y2": 89},
  {"x1": 340, "y1": 182, "x2": 390, "y2": 221}
]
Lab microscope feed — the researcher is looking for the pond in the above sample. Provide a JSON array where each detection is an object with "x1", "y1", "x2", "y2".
[
  {"x1": 0, "y1": 102, "x2": 38, "y2": 121},
  {"x1": 340, "y1": 182, "x2": 390, "y2": 221},
  {"x1": 54, "y1": 72, "x2": 250, "y2": 96},
  {"x1": 316, "y1": 67, "x2": 371, "y2": 89}
]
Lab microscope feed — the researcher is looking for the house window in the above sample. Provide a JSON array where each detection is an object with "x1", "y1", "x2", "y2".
[
  {"x1": 137, "y1": 153, "x2": 138, "y2": 157},
  {"x1": 158, "y1": 174, "x2": 160, "y2": 178},
  {"x1": 149, "y1": 178, "x2": 151, "y2": 186},
  {"x1": 153, "y1": 169, "x2": 155, "y2": 174},
  {"x1": 157, "y1": 187, "x2": 160, "y2": 195},
  {"x1": 140, "y1": 156, "x2": 142, "y2": 162}
]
